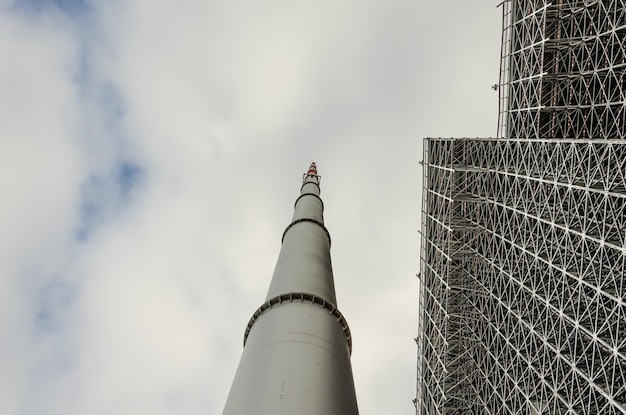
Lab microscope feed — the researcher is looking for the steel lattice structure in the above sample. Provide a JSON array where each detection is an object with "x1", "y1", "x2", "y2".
[
  {"x1": 497, "y1": 0, "x2": 626, "y2": 139},
  {"x1": 416, "y1": 1, "x2": 626, "y2": 414}
]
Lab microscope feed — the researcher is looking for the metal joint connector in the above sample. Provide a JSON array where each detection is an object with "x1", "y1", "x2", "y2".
[{"x1": 243, "y1": 291, "x2": 353, "y2": 354}]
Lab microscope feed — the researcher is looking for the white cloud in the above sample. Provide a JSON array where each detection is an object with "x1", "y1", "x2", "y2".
[
  {"x1": 0, "y1": 1, "x2": 502, "y2": 414},
  {"x1": 0, "y1": 9, "x2": 85, "y2": 414}
]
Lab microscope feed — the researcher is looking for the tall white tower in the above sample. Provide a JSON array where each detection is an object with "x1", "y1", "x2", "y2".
[{"x1": 223, "y1": 162, "x2": 359, "y2": 415}]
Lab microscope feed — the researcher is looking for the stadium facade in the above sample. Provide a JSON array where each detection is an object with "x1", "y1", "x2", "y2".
[{"x1": 416, "y1": 1, "x2": 626, "y2": 414}]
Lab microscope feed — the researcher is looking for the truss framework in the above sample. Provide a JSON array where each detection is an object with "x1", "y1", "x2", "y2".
[
  {"x1": 417, "y1": 1, "x2": 626, "y2": 413},
  {"x1": 497, "y1": 0, "x2": 626, "y2": 139},
  {"x1": 418, "y1": 138, "x2": 626, "y2": 414}
]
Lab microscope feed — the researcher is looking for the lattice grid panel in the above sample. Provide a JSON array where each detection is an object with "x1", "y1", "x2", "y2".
[
  {"x1": 499, "y1": 0, "x2": 626, "y2": 139},
  {"x1": 418, "y1": 1, "x2": 626, "y2": 413},
  {"x1": 418, "y1": 138, "x2": 626, "y2": 414}
]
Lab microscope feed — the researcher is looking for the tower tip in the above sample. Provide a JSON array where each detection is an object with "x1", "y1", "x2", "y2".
[{"x1": 307, "y1": 162, "x2": 317, "y2": 176}]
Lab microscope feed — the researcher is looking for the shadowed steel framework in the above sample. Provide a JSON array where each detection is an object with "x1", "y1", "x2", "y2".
[{"x1": 416, "y1": 1, "x2": 626, "y2": 414}]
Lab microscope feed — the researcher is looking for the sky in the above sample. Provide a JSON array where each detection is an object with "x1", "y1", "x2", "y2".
[{"x1": 0, "y1": 1, "x2": 501, "y2": 414}]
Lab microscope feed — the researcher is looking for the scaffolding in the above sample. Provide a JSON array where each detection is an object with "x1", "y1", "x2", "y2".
[
  {"x1": 417, "y1": 1, "x2": 626, "y2": 414},
  {"x1": 499, "y1": 0, "x2": 626, "y2": 139}
]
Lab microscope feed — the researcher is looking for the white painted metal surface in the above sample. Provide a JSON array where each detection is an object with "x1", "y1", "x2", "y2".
[{"x1": 223, "y1": 163, "x2": 359, "y2": 415}]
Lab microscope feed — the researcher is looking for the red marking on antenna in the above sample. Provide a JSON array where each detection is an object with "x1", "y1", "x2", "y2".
[{"x1": 307, "y1": 162, "x2": 317, "y2": 175}]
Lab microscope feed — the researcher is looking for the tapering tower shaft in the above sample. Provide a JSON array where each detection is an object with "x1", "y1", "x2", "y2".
[{"x1": 223, "y1": 163, "x2": 359, "y2": 415}]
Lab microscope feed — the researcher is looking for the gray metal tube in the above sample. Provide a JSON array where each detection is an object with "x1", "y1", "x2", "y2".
[{"x1": 223, "y1": 162, "x2": 359, "y2": 415}]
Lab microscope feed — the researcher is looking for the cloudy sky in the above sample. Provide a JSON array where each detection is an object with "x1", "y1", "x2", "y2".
[{"x1": 0, "y1": 1, "x2": 501, "y2": 414}]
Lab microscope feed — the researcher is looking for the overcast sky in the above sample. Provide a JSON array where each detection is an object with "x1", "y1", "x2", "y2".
[{"x1": 0, "y1": 1, "x2": 501, "y2": 414}]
